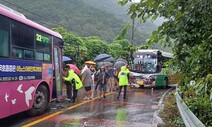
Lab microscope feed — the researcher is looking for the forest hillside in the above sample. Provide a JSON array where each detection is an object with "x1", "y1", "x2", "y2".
[{"x1": 1, "y1": 0, "x2": 158, "y2": 44}]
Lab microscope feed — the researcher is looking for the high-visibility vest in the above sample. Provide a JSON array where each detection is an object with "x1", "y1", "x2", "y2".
[
  {"x1": 64, "y1": 69, "x2": 82, "y2": 90},
  {"x1": 64, "y1": 69, "x2": 75, "y2": 82},
  {"x1": 73, "y1": 73, "x2": 83, "y2": 90},
  {"x1": 118, "y1": 66, "x2": 130, "y2": 86}
]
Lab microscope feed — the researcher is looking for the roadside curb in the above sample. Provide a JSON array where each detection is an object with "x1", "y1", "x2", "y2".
[{"x1": 152, "y1": 87, "x2": 173, "y2": 127}]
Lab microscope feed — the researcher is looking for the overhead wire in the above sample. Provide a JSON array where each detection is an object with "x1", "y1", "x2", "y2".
[{"x1": 1, "y1": 0, "x2": 72, "y2": 30}]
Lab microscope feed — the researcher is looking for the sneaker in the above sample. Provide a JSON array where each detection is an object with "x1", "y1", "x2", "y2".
[
  {"x1": 83, "y1": 96, "x2": 88, "y2": 100},
  {"x1": 65, "y1": 98, "x2": 71, "y2": 101},
  {"x1": 69, "y1": 100, "x2": 75, "y2": 103},
  {"x1": 89, "y1": 97, "x2": 92, "y2": 100},
  {"x1": 103, "y1": 95, "x2": 106, "y2": 98}
]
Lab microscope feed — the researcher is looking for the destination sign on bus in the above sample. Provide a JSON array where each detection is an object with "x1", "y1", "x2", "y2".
[
  {"x1": 36, "y1": 33, "x2": 50, "y2": 43},
  {"x1": 0, "y1": 65, "x2": 42, "y2": 73},
  {"x1": 0, "y1": 60, "x2": 42, "y2": 82}
]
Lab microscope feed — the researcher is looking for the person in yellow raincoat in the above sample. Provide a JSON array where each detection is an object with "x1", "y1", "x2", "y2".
[
  {"x1": 63, "y1": 65, "x2": 83, "y2": 103},
  {"x1": 117, "y1": 65, "x2": 130, "y2": 99}
]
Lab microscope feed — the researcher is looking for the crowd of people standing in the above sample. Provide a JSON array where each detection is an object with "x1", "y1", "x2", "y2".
[{"x1": 62, "y1": 61, "x2": 130, "y2": 103}]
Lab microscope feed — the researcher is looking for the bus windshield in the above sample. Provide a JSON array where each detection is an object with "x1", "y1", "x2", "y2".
[{"x1": 133, "y1": 57, "x2": 158, "y2": 73}]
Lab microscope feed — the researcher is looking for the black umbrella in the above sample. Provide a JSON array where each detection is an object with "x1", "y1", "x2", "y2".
[
  {"x1": 97, "y1": 61, "x2": 113, "y2": 68},
  {"x1": 94, "y1": 54, "x2": 111, "y2": 62},
  {"x1": 114, "y1": 61, "x2": 126, "y2": 68},
  {"x1": 104, "y1": 57, "x2": 115, "y2": 63},
  {"x1": 116, "y1": 58, "x2": 127, "y2": 64}
]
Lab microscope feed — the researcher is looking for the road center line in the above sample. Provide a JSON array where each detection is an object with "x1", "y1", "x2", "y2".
[{"x1": 22, "y1": 92, "x2": 113, "y2": 127}]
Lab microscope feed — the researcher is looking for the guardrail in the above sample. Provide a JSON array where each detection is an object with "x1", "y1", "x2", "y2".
[{"x1": 176, "y1": 91, "x2": 205, "y2": 127}]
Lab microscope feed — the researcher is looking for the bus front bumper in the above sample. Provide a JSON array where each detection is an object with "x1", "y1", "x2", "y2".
[{"x1": 135, "y1": 79, "x2": 156, "y2": 87}]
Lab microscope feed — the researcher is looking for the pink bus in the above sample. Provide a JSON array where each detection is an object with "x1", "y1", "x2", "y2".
[{"x1": 0, "y1": 4, "x2": 63, "y2": 119}]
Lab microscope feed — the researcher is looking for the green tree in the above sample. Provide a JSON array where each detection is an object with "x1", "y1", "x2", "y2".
[
  {"x1": 82, "y1": 36, "x2": 110, "y2": 61},
  {"x1": 119, "y1": 0, "x2": 212, "y2": 83},
  {"x1": 119, "y1": 0, "x2": 212, "y2": 125},
  {"x1": 113, "y1": 22, "x2": 135, "y2": 62},
  {"x1": 115, "y1": 22, "x2": 130, "y2": 40},
  {"x1": 112, "y1": 39, "x2": 132, "y2": 61},
  {"x1": 108, "y1": 43, "x2": 123, "y2": 58},
  {"x1": 137, "y1": 45, "x2": 149, "y2": 50},
  {"x1": 53, "y1": 27, "x2": 87, "y2": 65}
]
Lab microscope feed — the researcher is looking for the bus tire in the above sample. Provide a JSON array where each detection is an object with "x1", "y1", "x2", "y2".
[
  {"x1": 25, "y1": 85, "x2": 49, "y2": 117},
  {"x1": 163, "y1": 78, "x2": 168, "y2": 89},
  {"x1": 139, "y1": 85, "x2": 144, "y2": 89}
]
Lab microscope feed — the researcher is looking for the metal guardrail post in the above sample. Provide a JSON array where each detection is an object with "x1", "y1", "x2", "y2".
[{"x1": 176, "y1": 91, "x2": 205, "y2": 127}]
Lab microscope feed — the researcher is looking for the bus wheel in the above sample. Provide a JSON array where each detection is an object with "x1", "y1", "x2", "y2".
[
  {"x1": 163, "y1": 78, "x2": 168, "y2": 89},
  {"x1": 26, "y1": 85, "x2": 49, "y2": 116},
  {"x1": 139, "y1": 85, "x2": 144, "y2": 89}
]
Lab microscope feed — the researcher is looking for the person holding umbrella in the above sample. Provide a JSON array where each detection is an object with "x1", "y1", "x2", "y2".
[
  {"x1": 96, "y1": 66, "x2": 109, "y2": 100},
  {"x1": 117, "y1": 65, "x2": 130, "y2": 99}
]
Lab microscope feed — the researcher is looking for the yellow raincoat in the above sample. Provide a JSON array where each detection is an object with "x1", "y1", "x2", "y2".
[
  {"x1": 64, "y1": 69, "x2": 82, "y2": 90},
  {"x1": 118, "y1": 66, "x2": 130, "y2": 86}
]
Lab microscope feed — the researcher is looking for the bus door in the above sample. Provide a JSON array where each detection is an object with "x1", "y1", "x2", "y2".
[{"x1": 53, "y1": 46, "x2": 63, "y2": 100}]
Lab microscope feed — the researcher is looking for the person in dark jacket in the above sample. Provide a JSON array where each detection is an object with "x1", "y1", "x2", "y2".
[{"x1": 97, "y1": 66, "x2": 109, "y2": 100}]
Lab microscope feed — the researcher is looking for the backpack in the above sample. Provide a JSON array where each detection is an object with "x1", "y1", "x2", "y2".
[{"x1": 94, "y1": 71, "x2": 100, "y2": 81}]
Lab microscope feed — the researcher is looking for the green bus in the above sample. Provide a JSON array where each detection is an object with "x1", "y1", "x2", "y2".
[{"x1": 129, "y1": 49, "x2": 177, "y2": 88}]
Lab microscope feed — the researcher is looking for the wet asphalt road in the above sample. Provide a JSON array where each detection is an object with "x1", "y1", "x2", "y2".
[{"x1": 0, "y1": 87, "x2": 168, "y2": 127}]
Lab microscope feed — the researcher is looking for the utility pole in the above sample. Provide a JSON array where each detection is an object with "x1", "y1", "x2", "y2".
[
  {"x1": 130, "y1": 0, "x2": 140, "y2": 46},
  {"x1": 131, "y1": 18, "x2": 135, "y2": 46}
]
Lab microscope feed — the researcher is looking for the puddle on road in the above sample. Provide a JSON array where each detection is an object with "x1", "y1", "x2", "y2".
[{"x1": 46, "y1": 114, "x2": 154, "y2": 127}]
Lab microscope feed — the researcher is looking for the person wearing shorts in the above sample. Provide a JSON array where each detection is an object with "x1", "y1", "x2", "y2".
[
  {"x1": 81, "y1": 64, "x2": 92, "y2": 100},
  {"x1": 97, "y1": 66, "x2": 109, "y2": 100},
  {"x1": 84, "y1": 86, "x2": 92, "y2": 92},
  {"x1": 107, "y1": 66, "x2": 116, "y2": 91}
]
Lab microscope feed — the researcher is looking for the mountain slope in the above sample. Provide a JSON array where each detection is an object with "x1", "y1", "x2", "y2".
[{"x1": 1, "y1": 0, "x2": 157, "y2": 44}]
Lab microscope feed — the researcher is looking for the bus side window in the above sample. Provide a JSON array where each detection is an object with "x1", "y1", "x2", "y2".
[
  {"x1": 0, "y1": 15, "x2": 9, "y2": 57},
  {"x1": 11, "y1": 21, "x2": 34, "y2": 49},
  {"x1": 12, "y1": 48, "x2": 23, "y2": 59}
]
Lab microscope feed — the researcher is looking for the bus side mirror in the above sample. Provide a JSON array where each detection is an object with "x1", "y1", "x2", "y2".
[
  {"x1": 157, "y1": 51, "x2": 162, "y2": 61},
  {"x1": 60, "y1": 41, "x2": 64, "y2": 48}
]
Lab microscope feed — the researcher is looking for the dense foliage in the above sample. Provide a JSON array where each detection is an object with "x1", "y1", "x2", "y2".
[
  {"x1": 120, "y1": 0, "x2": 212, "y2": 81},
  {"x1": 119, "y1": 0, "x2": 212, "y2": 125},
  {"x1": 53, "y1": 26, "x2": 135, "y2": 67},
  {"x1": 182, "y1": 74, "x2": 212, "y2": 126},
  {"x1": 159, "y1": 91, "x2": 184, "y2": 127}
]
